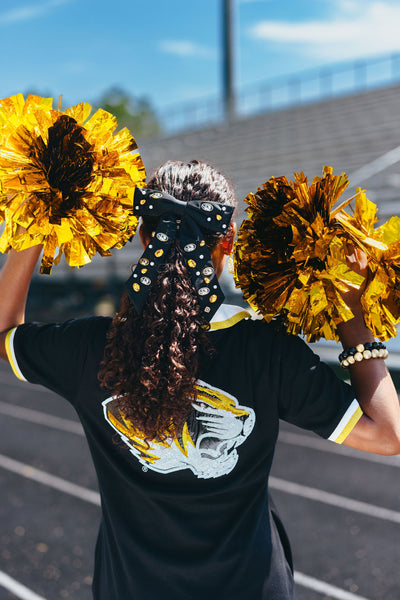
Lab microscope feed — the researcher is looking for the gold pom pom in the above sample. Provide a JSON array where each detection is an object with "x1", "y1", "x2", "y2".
[
  {"x1": 234, "y1": 167, "x2": 400, "y2": 342},
  {"x1": 233, "y1": 166, "x2": 363, "y2": 342},
  {"x1": 0, "y1": 94, "x2": 146, "y2": 273}
]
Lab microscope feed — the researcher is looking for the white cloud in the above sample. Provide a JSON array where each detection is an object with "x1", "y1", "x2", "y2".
[
  {"x1": 160, "y1": 40, "x2": 216, "y2": 60},
  {"x1": 336, "y1": 0, "x2": 361, "y2": 11},
  {"x1": 0, "y1": 0, "x2": 73, "y2": 26},
  {"x1": 250, "y1": 1, "x2": 400, "y2": 60}
]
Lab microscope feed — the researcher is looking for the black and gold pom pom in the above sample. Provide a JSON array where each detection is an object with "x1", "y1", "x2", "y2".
[
  {"x1": 233, "y1": 166, "x2": 400, "y2": 342},
  {"x1": 0, "y1": 94, "x2": 146, "y2": 273}
]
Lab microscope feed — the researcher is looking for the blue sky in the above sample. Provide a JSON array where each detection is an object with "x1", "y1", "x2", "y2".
[{"x1": 1, "y1": 0, "x2": 400, "y2": 115}]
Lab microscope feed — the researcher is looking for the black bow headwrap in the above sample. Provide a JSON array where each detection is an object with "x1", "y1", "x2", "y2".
[{"x1": 125, "y1": 187, "x2": 234, "y2": 321}]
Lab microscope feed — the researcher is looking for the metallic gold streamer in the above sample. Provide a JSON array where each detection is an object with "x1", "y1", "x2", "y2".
[
  {"x1": 234, "y1": 167, "x2": 400, "y2": 342},
  {"x1": 0, "y1": 94, "x2": 146, "y2": 273}
]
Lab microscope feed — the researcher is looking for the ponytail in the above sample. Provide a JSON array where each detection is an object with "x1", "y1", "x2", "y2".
[
  {"x1": 99, "y1": 241, "x2": 212, "y2": 442},
  {"x1": 98, "y1": 160, "x2": 236, "y2": 442}
]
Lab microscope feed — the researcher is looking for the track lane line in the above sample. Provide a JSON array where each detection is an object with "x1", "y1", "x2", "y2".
[
  {"x1": 294, "y1": 572, "x2": 371, "y2": 600},
  {"x1": 0, "y1": 571, "x2": 47, "y2": 600},
  {"x1": 269, "y1": 476, "x2": 400, "y2": 524},
  {"x1": 0, "y1": 401, "x2": 83, "y2": 435},
  {"x1": 0, "y1": 453, "x2": 100, "y2": 506}
]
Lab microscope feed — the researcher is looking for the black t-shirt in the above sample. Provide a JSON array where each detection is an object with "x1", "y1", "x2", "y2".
[{"x1": 5, "y1": 305, "x2": 362, "y2": 600}]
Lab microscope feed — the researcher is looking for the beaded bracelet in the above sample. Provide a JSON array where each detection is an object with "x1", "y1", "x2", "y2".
[{"x1": 339, "y1": 342, "x2": 388, "y2": 369}]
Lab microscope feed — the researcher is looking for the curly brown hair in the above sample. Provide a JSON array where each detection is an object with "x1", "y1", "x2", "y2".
[{"x1": 98, "y1": 160, "x2": 236, "y2": 442}]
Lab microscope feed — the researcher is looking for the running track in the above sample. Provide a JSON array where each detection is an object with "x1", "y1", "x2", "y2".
[{"x1": 0, "y1": 361, "x2": 399, "y2": 600}]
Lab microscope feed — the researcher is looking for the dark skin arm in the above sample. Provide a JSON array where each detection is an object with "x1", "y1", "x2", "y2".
[
  {"x1": 337, "y1": 247, "x2": 400, "y2": 455},
  {"x1": 0, "y1": 245, "x2": 42, "y2": 360}
]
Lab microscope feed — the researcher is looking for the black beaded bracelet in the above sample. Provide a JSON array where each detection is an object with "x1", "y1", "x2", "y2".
[{"x1": 339, "y1": 342, "x2": 388, "y2": 369}]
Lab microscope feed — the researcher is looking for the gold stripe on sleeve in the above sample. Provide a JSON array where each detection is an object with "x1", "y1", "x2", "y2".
[
  {"x1": 5, "y1": 328, "x2": 27, "y2": 381},
  {"x1": 334, "y1": 405, "x2": 363, "y2": 444}
]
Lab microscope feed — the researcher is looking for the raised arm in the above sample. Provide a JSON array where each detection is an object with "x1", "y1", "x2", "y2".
[
  {"x1": 0, "y1": 245, "x2": 42, "y2": 361},
  {"x1": 337, "y1": 248, "x2": 400, "y2": 455}
]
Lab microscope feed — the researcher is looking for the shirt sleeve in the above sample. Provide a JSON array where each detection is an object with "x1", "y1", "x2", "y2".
[
  {"x1": 275, "y1": 330, "x2": 363, "y2": 443},
  {"x1": 5, "y1": 318, "x2": 103, "y2": 404}
]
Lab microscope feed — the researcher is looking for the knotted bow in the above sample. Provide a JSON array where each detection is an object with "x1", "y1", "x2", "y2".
[{"x1": 125, "y1": 187, "x2": 234, "y2": 320}]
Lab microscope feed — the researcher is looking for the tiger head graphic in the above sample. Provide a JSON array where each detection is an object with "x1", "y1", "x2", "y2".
[{"x1": 102, "y1": 379, "x2": 255, "y2": 479}]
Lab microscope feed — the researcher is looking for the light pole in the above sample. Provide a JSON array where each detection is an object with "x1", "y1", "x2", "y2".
[{"x1": 222, "y1": 0, "x2": 235, "y2": 123}]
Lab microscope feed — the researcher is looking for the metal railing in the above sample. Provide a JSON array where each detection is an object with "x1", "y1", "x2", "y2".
[{"x1": 158, "y1": 52, "x2": 400, "y2": 135}]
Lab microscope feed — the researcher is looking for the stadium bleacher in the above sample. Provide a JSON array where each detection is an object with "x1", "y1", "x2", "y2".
[{"x1": 140, "y1": 82, "x2": 400, "y2": 223}]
